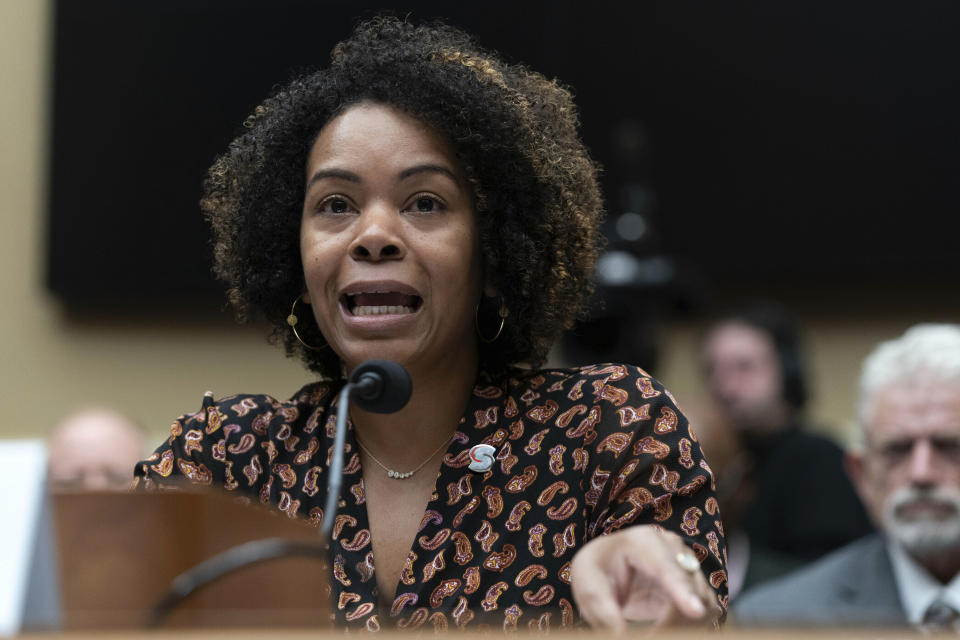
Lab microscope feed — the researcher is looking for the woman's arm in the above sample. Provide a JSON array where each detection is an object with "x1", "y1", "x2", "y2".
[
  {"x1": 570, "y1": 365, "x2": 727, "y2": 629},
  {"x1": 134, "y1": 390, "x2": 273, "y2": 500}
]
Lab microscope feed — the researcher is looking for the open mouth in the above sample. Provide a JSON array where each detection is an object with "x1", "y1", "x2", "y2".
[{"x1": 342, "y1": 291, "x2": 423, "y2": 316}]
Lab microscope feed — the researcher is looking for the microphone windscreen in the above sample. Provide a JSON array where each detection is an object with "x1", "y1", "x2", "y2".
[{"x1": 348, "y1": 360, "x2": 412, "y2": 414}]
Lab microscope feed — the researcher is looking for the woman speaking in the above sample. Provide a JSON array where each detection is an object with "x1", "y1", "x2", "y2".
[{"x1": 135, "y1": 16, "x2": 727, "y2": 630}]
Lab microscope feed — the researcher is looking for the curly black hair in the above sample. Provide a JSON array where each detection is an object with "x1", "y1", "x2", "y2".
[{"x1": 202, "y1": 16, "x2": 604, "y2": 379}]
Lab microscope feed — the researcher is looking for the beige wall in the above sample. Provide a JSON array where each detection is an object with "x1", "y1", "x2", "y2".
[
  {"x1": 0, "y1": 0, "x2": 308, "y2": 445},
  {"x1": 2, "y1": 1, "x2": 955, "y2": 449}
]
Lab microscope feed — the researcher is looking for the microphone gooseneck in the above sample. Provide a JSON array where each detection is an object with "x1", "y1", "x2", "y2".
[
  {"x1": 319, "y1": 360, "x2": 412, "y2": 539},
  {"x1": 149, "y1": 538, "x2": 328, "y2": 627}
]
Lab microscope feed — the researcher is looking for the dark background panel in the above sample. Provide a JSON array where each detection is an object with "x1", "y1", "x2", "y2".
[{"x1": 47, "y1": 0, "x2": 960, "y2": 310}]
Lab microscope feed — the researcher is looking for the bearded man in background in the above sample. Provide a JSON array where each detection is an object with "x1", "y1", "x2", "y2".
[{"x1": 735, "y1": 324, "x2": 960, "y2": 631}]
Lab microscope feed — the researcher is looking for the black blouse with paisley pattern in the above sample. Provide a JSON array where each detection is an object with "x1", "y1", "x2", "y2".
[{"x1": 134, "y1": 363, "x2": 728, "y2": 631}]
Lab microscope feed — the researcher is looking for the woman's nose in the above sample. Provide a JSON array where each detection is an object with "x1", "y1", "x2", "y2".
[{"x1": 349, "y1": 205, "x2": 406, "y2": 261}]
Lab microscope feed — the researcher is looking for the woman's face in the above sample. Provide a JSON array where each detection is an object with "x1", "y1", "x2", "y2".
[{"x1": 300, "y1": 102, "x2": 482, "y2": 375}]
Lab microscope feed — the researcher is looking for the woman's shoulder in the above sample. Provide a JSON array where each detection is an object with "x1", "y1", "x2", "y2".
[
  {"x1": 172, "y1": 380, "x2": 340, "y2": 433},
  {"x1": 138, "y1": 381, "x2": 340, "y2": 490},
  {"x1": 497, "y1": 363, "x2": 678, "y2": 407}
]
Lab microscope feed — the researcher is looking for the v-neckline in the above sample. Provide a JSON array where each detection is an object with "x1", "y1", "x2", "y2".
[{"x1": 332, "y1": 373, "x2": 508, "y2": 623}]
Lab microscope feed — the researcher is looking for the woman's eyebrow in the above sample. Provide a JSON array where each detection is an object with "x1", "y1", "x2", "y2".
[
  {"x1": 398, "y1": 164, "x2": 458, "y2": 182},
  {"x1": 306, "y1": 168, "x2": 360, "y2": 188}
]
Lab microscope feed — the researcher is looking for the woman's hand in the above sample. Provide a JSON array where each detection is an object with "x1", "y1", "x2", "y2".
[{"x1": 570, "y1": 525, "x2": 721, "y2": 632}]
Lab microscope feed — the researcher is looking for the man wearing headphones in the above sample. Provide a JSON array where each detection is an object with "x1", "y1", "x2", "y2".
[{"x1": 700, "y1": 304, "x2": 873, "y2": 599}]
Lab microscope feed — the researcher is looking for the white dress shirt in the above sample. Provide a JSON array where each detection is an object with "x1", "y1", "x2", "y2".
[{"x1": 888, "y1": 540, "x2": 960, "y2": 631}]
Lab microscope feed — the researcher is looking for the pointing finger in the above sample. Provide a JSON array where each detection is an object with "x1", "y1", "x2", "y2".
[
  {"x1": 627, "y1": 549, "x2": 707, "y2": 621},
  {"x1": 571, "y1": 552, "x2": 626, "y2": 632}
]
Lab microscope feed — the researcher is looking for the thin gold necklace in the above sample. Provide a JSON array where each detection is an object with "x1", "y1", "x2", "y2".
[{"x1": 354, "y1": 434, "x2": 453, "y2": 480}]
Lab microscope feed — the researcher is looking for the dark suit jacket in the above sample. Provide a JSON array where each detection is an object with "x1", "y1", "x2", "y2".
[
  {"x1": 733, "y1": 534, "x2": 909, "y2": 628},
  {"x1": 744, "y1": 427, "x2": 874, "y2": 561}
]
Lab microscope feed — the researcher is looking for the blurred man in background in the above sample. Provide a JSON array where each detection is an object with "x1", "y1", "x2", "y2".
[
  {"x1": 699, "y1": 303, "x2": 872, "y2": 598},
  {"x1": 735, "y1": 324, "x2": 960, "y2": 630},
  {"x1": 47, "y1": 407, "x2": 144, "y2": 490}
]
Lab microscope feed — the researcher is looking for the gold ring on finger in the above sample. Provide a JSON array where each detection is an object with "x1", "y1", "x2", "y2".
[{"x1": 675, "y1": 552, "x2": 699, "y2": 573}]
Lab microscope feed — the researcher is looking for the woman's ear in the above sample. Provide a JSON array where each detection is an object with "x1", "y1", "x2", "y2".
[
  {"x1": 483, "y1": 284, "x2": 499, "y2": 299},
  {"x1": 302, "y1": 292, "x2": 312, "y2": 304}
]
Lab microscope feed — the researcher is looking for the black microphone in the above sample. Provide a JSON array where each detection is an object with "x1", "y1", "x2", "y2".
[
  {"x1": 320, "y1": 360, "x2": 412, "y2": 539},
  {"x1": 349, "y1": 359, "x2": 413, "y2": 414}
]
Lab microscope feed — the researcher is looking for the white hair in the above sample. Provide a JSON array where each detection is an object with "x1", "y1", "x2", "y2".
[{"x1": 858, "y1": 324, "x2": 960, "y2": 430}]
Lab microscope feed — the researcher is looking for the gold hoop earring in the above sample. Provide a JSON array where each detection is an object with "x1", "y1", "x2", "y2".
[
  {"x1": 475, "y1": 296, "x2": 508, "y2": 344},
  {"x1": 287, "y1": 297, "x2": 325, "y2": 351}
]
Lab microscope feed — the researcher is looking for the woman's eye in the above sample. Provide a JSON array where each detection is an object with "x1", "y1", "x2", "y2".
[
  {"x1": 405, "y1": 195, "x2": 444, "y2": 213},
  {"x1": 318, "y1": 197, "x2": 354, "y2": 215}
]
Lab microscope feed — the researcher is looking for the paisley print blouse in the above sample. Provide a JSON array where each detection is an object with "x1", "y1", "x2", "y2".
[{"x1": 134, "y1": 363, "x2": 728, "y2": 630}]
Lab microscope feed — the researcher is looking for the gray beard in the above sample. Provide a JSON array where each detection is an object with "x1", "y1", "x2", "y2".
[{"x1": 884, "y1": 487, "x2": 960, "y2": 558}]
